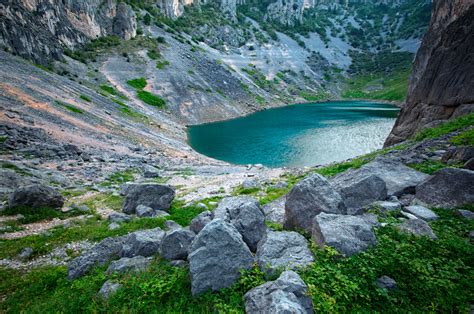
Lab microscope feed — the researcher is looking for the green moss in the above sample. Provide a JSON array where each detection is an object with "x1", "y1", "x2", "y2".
[
  {"x1": 79, "y1": 95, "x2": 91, "y2": 102},
  {"x1": 127, "y1": 78, "x2": 147, "y2": 90},
  {"x1": 137, "y1": 90, "x2": 166, "y2": 108}
]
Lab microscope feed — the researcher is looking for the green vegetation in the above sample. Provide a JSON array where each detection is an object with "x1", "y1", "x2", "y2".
[
  {"x1": 156, "y1": 60, "x2": 170, "y2": 69},
  {"x1": 1, "y1": 162, "x2": 31, "y2": 176},
  {"x1": 127, "y1": 78, "x2": 147, "y2": 90},
  {"x1": 147, "y1": 49, "x2": 160, "y2": 60},
  {"x1": 407, "y1": 160, "x2": 460, "y2": 175},
  {"x1": 0, "y1": 205, "x2": 89, "y2": 224},
  {"x1": 64, "y1": 36, "x2": 121, "y2": 63},
  {"x1": 137, "y1": 91, "x2": 166, "y2": 108},
  {"x1": 99, "y1": 85, "x2": 128, "y2": 100},
  {"x1": 299, "y1": 91, "x2": 329, "y2": 102},
  {"x1": 55, "y1": 101, "x2": 84, "y2": 114},
  {"x1": 167, "y1": 198, "x2": 220, "y2": 226},
  {"x1": 100, "y1": 169, "x2": 136, "y2": 187},
  {"x1": 413, "y1": 113, "x2": 474, "y2": 142},
  {"x1": 80, "y1": 95, "x2": 91, "y2": 102},
  {"x1": 450, "y1": 128, "x2": 474, "y2": 146}
]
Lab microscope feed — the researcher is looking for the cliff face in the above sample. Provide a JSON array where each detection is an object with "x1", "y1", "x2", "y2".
[
  {"x1": 0, "y1": 0, "x2": 136, "y2": 65},
  {"x1": 385, "y1": 0, "x2": 474, "y2": 146},
  {"x1": 266, "y1": 0, "x2": 305, "y2": 26}
]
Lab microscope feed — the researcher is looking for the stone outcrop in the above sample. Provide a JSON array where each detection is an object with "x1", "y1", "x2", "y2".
[
  {"x1": 122, "y1": 184, "x2": 175, "y2": 214},
  {"x1": 385, "y1": 1, "x2": 474, "y2": 146},
  {"x1": 0, "y1": 0, "x2": 137, "y2": 65},
  {"x1": 120, "y1": 228, "x2": 166, "y2": 258},
  {"x1": 8, "y1": 184, "x2": 64, "y2": 209},
  {"x1": 244, "y1": 271, "x2": 314, "y2": 314},
  {"x1": 266, "y1": 0, "x2": 306, "y2": 26},
  {"x1": 161, "y1": 227, "x2": 196, "y2": 260}
]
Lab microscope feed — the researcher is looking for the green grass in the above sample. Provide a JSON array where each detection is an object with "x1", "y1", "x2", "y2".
[
  {"x1": 55, "y1": 101, "x2": 84, "y2": 114},
  {"x1": 127, "y1": 78, "x2": 147, "y2": 90},
  {"x1": 167, "y1": 197, "x2": 220, "y2": 226},
  {"x1": 147, "y1": 49, "x2": 160, "y2": 60},
  {"x1": 414, "y1": 113, "x2": 474, "y2": 142},
  {"x1": 407, "y1": 160, "x2": 463, "y2": 175},
  {"x1": 156, "y1": 60, "x2": 170, "y2": 69},
  {"x1": 1, "y1": 205, "x2": 90, "y2": 225},
  {"x1": 0, "y1": 136, "x2": 7, "y2": 143},
  {"x1": 1, "y1": 162, "x2": 31, "y2": 176},
  {"x1": 137, "y1": 91, "x2": 166, "y2": 108},
  {"x1": 299, "y1": 91, "x2": 329, "y2": 102},
  {"x1": 450, "y1": 128, "x2": 474, "y2": 146},
  {"x1": 79, "y1": 95, "x2": 91, "y2": 102},
  {"x1": 255, "y1": 95, "x2": 265, "y2": 105},
  {"x1": 1, "y1": 208, "x2": 472, "y2": 312},
  {"x1": 99, "y1": 169, "x2": 136, "y2": 187},
  {"x1": 99, "y1": 85, "x2": 128, "y2": 100}
]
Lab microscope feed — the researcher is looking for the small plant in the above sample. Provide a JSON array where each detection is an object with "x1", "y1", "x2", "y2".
[
  {"x1": 79, "y1": 95, "x2": 91, "y2": 102},
  {"x1": 55, "y1": 101, "x2": 83, "y2": 114},
  {"x1": 147, "y1": 49, "x2": 160, "y2": 60},
  {"x1": 156, "y1": 60, "x2": 170, "y2": 69},
  {"x1": 450, "y1": 128, "x2": 474, "y2": 146},
  {"x1": 414, "y1": 113, "x2": 474, "y2": 142},
  {"x1": 127, "y1": 78, "x2": 147, "y2": 90},
  {"x1": 137, "y1": 91, "x2": 166, "y2": 108}
]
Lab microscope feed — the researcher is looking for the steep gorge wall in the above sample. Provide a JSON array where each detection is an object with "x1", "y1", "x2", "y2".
[
  {"x1": 385, "y1": 0, "x2": 474, "y2": 146},
  {"x1": 0, "y1": 0, "x2": 137, "y2": 65}
]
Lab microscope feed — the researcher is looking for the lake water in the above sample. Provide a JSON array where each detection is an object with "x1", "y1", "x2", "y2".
[{"x1": 187, "y1": 101, "x2": 399, "y2": 168}]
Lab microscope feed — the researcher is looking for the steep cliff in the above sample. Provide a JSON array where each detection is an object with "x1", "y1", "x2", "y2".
[
  {"x1": 385, "y1": 0, "x2": 474, "y2": 146},
  {"x1": 265, "y1": 0, "x2": 305, "y2": 25},
  {"x1": 0, "y1": 0, "x2": 137, "y2": 65}
]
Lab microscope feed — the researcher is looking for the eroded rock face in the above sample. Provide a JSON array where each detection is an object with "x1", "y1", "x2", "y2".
[
  {"x1": 385, "y1": 1, "x2": 474, "y2": 146},
  {"x1": 8, "y1": 184, "x2": 64, "y2": 209},
  {"x1": 266, "y1": 0, "x2": 305, "y2": 26},
  {"x1": 0, "y1": 0, "x2": 137, "y2": 65},
  {"x1": 188, "y1": 219, "x2": 253, "y2": 296},
  {"x1": 122, "y1": 184, "x2": 175, "y2": 214},
  {"x1": 284, "y1": 174, "x2": 346, "y2": 233},
  {"x1": 214, "y1": 196, "x2": 266, "y2": 252},
  {"x1": 244, "y1": 271, "x2": 314, "y2": 314},
  {"x1": 415, "y1": 168, "x2": 474, "y2": 208},
  {"x1": 312, "y1": 213, "x2": 378, "y2": 256}
]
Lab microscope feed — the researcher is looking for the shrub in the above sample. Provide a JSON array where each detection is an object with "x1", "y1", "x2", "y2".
[
  {"x1": 137, "y1": 91, "x2": 166, "y2": 108},
  {"x1": 156, "y1": 60, "x2": 170, "y2": 69},
  {"x1": 55, "y1": 101, "x2": 83, "y2": 114},
  {"x1": 127, "y1": 78, "x2": 147, "y2": 90},
  {"x1": 79, "y1": 95, "x2": 91, "y2": 102}
]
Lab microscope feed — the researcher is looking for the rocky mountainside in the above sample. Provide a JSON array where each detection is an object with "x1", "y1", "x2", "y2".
[{"x1": 385, "y1": 0, "x2": 474, "y2": 145}]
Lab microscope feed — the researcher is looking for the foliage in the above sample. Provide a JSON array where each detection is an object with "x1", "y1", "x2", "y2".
[
  {"x1": 413, "y1": 113, "x2": 474, "y2": 142},
  {"x1": 100, "y1": 169, "x2": 136, "y2": 187},
  {"x1": 55, "y1": 101, "x2": 84, "y2": 114},
  {"x1": 127, "y1": 77, "x2": 147, "y2": 90},
  {"x1": 80, "y1": 95, "x2": 91, "y2": 102},
  {"x1": 167, "y1": 198, "x2": 220, "y2": 226},
  {"x1": 156, "y1": 60, "x2": 170, "y2": 69},
  {"x1": 99, "y1": 85, "x2": 128, "y2": 100},
  {"x1": 408, "y1": 160, "x2": 461, "y2": 175},
  {"x1": 137, "y1": 90, "x2": 166, "y2": 108},
  {"x1": 1, "y1": 205, "x2": 87, "y2": 224},
  {"x1": 450, "y1": 128, "x2": 474, "y2": 146},
  {"x1": 64, "y1": 36, "x2": 121, "y2": 63}
]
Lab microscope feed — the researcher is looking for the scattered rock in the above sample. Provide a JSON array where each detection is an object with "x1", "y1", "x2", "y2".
[
  {"x1": 165, "y1": 220, "x2": 182, "y2": 230},
  {"x1": 170, "y1": 260, "x2": 188, "y2": 268},
  {"x1": 242, "y1": 179, "x2": 260, "y2": 190},
  {"x1": 122, "y1": 184, "x2": 175, "y2": 214},
  {"x1": 143, "y1": 165, "x2": 160, "y2": 178},
  {"x1": 106, "y1": 256, "x2": 151, "y2": 274},
  {"x1": 214, "y1": 196, "x2": 266, "y2": 252},
  {"x1": 8, "y1": 184, "x2": 64, "y2": 209},
  {"x1": 161, "y1": 227, "x2": 196, "y2": 260},
  {"x1": 108, "y1": 211, "x2": 131, "y2": 223},
  {"x1": 285, "y1": 174, "x2": 346, "y2": 233},
  {"x1": 400, "y1": 211, "x2": 419, "y2": 220},
  {"x1": 188, "y1": 219, "x2": 253, "y2": 296},
  {"x1": 108, "y1": 222, "x2": 120, "y2": 231},
  {"x1": 98, "y1": 280, "x2": 122, "y2": 299},
  {"x1": 332, "y1": 174, "x2": 387, "y2": 214},
  {"x1": 256, "y1": 231, "x2": 314, "y2": 273},
  {"x1": 121, "y1": 228, "x2": 165, "y2": 258},
  {"x1": 190, "y1": 210, "x2": 214, "y2": 234},
  {"x1": 404, "y1": 205, "x2": 438, "y2": 221},
  {"x1": 376, "y1": 276, "x2": 397, "y2": 291},
  {"x1": 312, "y1": 213, "x2": 378, "y2": 256},
  {"x1": 68, "y1": 236, "x2": 127, "y2": 279},
  {"x1": 262, "y1": 196, "x2": 286, "y2": 224},
  {"x1": 397, "y1": 219, "x2": 437, "y2": 239},
  {"x1": 244, "y1": 270, "x2": 313, "y2": 314},
  {"x1": 18, "y1": 247, "x2": 33, "y2": 260},
  {"x1": 415, "y1": 168, "x2": 474, "y2": 208},
  {"x1": 272, "y1": 181, "x2": 289, "y2": 190},
  {"x1": 372, "y1": 201, "x2": 402, "y2": 213},
  {"x1": 456, "y1": 209, "x2": 474, "y2": 220}
]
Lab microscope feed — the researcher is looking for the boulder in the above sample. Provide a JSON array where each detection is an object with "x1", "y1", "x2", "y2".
[
  {"x1": 312, "y1": 213, "x2": 378, "y2": 256},
  {"x1": 161, "y1": 227, "x2": 196, "y2": 260},
  {"x1": 376, "y1": 276, "x2": 397, "y2": 291},
  {"x1": 98, "y1": 280, "x2": 122, "y2": 299},
  {"x1": 135, "y1": 205, "x2": 155, "y2": 217},
  {"x1": 108, "y1": 222, "x2": 120, "y2": 230},
  {"x1": 404, "y1": 205, "x2": 438, "y2": 221},
  {"x1": 284, "y1": 174, "x2": 346, "y2": 233},
  {"x1": 415, "y1": 168, "x2": 474, "y2": 208},
  {"x1": 190, "y1": 211, "x2": 214, "y2": 234},
  {"x1": 256, "y1": 231, "x2": 314, "y2": 273},
  {"x1": 242, "y1": 179, "x2": 261, "y2": 190},
  {"x1": 371, "y1": 201, "x2": 402, "y2": 213},
  {"x1": 332, "y1": 174, "x2": 387, "y2": 214},
  {"x1": 120, "y1": 228, "x2": 165, "y2": 258},
  {"x1": 244, "y1": 271, "x2": 313, "y2": 314},
  {"x1": 8, "y1": 184, "x2": 64, "y2": 209},
  {"x1": 334, "y1": 159, "x2": 429, "y2": 196},
  {"x1": 106, "y1": 256, "x2": 151, "y2": 274},
  {"x1": 108, "y1": 212, "x2": 131, "y2": 223},
  {"x1": 464, "y1": 157, "x2": 474, "y2": 170},
  {"x1": 165, "y1": 220, "x2": 182, "y2": 231},
  {"x1": 397, "y1": 219, "x2": 437, "y2": 239},
  {"x1": 143, "y1": 165, "x2": 160, "y2": 178},
  {"x1": 214, "y1": 196, "x2": 266, "y2": 251},
  {"x1": 188, "y1": 219, "x2": 253, "y2": 296},
  {"x1": 68, "y1": 236, "x2": 126, "y2": 279},
  {"x1": 456, "y1": 209, "x2": 474, "y2": 220},
  {"x1": 262, "y1": 196, "x2": 286, "y2": 224},
  {"x1": 18, "y1": 247, "x2": 33, "y2": 260},
  {"x1": 122, "y1": 184, "x2": 175, "y2": 214}
]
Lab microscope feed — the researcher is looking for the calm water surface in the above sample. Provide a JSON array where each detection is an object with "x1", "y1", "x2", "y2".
[{"x1": 187, "y1": 101, "x2": 399, "y2": 168}]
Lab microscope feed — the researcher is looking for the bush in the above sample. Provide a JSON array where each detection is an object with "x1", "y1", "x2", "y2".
[
  {"x1": 137, "y1": 91, "x2": 166, "y2": 108},
  {"x1": 127, "y1": 78, "x2": 147, "y2": 90},
  {"x1": 79, "y1": 95, "x2": 91, "y2": 102}
]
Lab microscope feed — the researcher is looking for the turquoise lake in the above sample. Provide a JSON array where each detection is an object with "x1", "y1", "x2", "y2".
[{"x1": 187, "y1": 101, "x2": 399, "y2": 168}]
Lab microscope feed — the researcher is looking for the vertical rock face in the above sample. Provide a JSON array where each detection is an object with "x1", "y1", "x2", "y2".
[
  {"x1": 385, "y1": 0, "x2": 474, "y2": 146},
  {"x1": 265, "y1": 0, "x2": 305, "y2": 26},
  {"x1": 0, "y1": 0, "x2": 136, "y2": 65}
]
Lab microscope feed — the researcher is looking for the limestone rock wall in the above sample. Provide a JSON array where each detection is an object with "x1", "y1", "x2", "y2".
[{"x1": 385, "y1": 0, "x2": 474, "y2": 146}]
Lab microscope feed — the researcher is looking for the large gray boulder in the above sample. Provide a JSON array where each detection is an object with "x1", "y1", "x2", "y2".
[
  {"x1": 334, "y1": 159, "x2": 429, "y2": 196},
  {"x1": 397, "y1": 219, "x2": 437, "y2": 239},
  {"x1": 285, "y1": 174, "x2": 346, "y2": 233},
  {"x1": 415, "y1": 168, "x2": 474, "y2": 208},
  {"x1": 256, "y1": 231, "x2": 314, "y2": 273},
  {"x1": 122, "y1": 184, "x2": 175, "y2": 214},
  {"x1": 120, "y1": 227, "x2": 165, "y2": 258},
  {"x1": 189, "y1": 210, "x2": 214, "y2": 234},
  {"x1": 188, "y1": 219, "x2": 253, "y2": 296},
  {"x1": 404, "y1": 205, "x2": 438, "y2": 221},
  {"x1": 98, "y1": 280, "x2": 122, "y2": 299},
  {"x1": 108, "y1": 211, "x2": 131, "y2": 223},
  {"x1": 312, "y1": 213, "x2": 378, "y2": 256},
  {"x1": 214, "y1": 196, "x2": 266, "y2": 251},
  {"x1": 68, "y1": 236, "x2": 126, "y2": 279},
  {"x1": 8, "y1": 184, "x2": 64, "y2": 209},
  {"x1": 161, "y1": 227, "x2": 196, "y2": 260},
  {"x1": 262, "y1": 196, "x2": 286, "y2": 224},
  {"x1": 106, "y1": 256, "x2": 151, "y2": 274},
  {"x1": 332, "y1": 174, "x2": 387, "y2": 214},
  {"x1": 244, "y1": 270, "x2": 313, "y2": 314}
]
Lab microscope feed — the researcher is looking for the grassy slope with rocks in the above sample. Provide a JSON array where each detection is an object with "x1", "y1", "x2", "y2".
[{"x1": 1, "y1": 113, "x2": 473, "y2": 312}]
